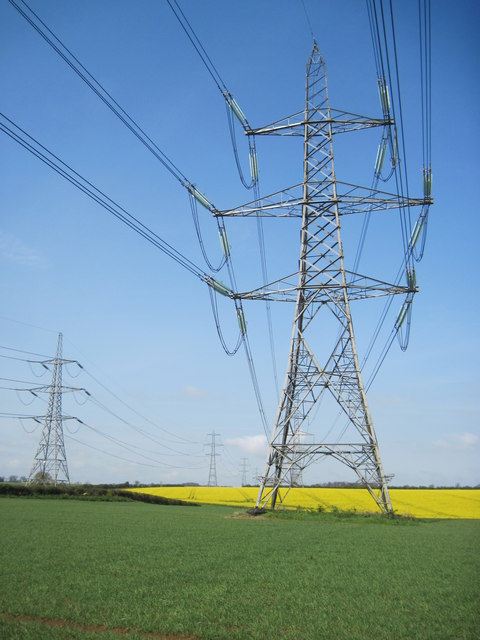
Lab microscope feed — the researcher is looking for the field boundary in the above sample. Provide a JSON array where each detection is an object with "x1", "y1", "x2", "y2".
[{"x1": 0, "y1": 612, "x2": 198, "y2": 639}]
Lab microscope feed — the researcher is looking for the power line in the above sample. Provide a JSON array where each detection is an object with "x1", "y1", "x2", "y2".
[
  {"x1": 167, "y1": 0, "x2": 279, "y2": 397},
  {"x1": 64, "y1": 433, "x2": 168, "y2": 469},
  {"x1": 166, "y1": 0, "x2": 226, "y2": 96},
  {"x1": 300, "y1": 0, "x2": 317, "y2": 44},
  {"x1": 0, "y1": 336, "x2": 205, "y2": 455},
  {"x1": 8, "y1": 0, "x2": 190, "y2": 190},
  {"x1": 0, "y1": 344, "x2": 52, "y2": 358},
  {"x1": 0, "y1": 112, "x2": 208, "y2": 282},
  {"x1": 86, "y1": 395, "x2": 203, "y2": 457},
  {"x1": 73, "y1": 419, "x2": 204, "y2": 469},
  {"x1": 6, "y1": 0, "x2": 273, "y2": 439},
  {"x1": 80, "y1": 366, "x2": 202, "y2": 445}
]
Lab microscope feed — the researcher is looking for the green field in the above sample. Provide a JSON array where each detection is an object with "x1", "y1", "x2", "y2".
[{"x1": 1, "y1": 498, "x2": 479, "y2": 639}]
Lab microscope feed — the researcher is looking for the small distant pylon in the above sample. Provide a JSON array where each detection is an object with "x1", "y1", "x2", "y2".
[
  {"x1": 206, "y1": 431, "x2": 221, "y2": 486},
  {"x1": 290, "y1": 431, "x2": 307, "y2": 487},
  {"x1": 28, "y1": 333, "x2": 70, "y2": 485},
  {"x1": 240, "y1": 457, "x2": 249, "y2": 486}
]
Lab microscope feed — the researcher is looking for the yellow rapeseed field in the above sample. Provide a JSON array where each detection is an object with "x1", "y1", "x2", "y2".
[{"x1": 130, "y1": 486, "x2": 480, "y2": 519}]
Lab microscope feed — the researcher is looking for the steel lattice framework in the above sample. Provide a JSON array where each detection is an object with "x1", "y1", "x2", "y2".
[
  {"x1": 219, "y1": 45, "x2": 429, "y2": 513},
  {"x1": 28, "y1": 332, "x2": 70, "y2": 485},
  {"x1": 207, "y1": 430, "x2": 221, "y2": 486}
]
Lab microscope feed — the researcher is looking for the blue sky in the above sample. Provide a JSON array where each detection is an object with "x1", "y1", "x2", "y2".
[{"x1": 0, "y1": 0, "x2": 478, "y2": 487}]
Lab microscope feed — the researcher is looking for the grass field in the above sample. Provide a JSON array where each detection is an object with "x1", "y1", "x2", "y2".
[
  {"x1": 1, "y1": 498, "x2": 479, "y2": 639},
  {"x1": 130, "y1": 486, "x2": 480, "y2": 519}
]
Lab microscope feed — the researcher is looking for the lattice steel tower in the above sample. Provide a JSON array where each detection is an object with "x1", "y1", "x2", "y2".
[
  {"x1": 206, "y1": 431, "x2": 221, "y2": 486},
  {"x1": 28, "y1": 332, "x2": 70, "y2": 484},
  {"x1": 222, "y1": 44, "x2": 428, "y2": 513}
]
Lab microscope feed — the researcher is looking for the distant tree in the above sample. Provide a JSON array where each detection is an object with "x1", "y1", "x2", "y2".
[
  {"x1": 32, "y1": 471, "x2": 53, "y2": 484},
  {"x1": 8, "y1": 475, "x2": 18, "y2": 483}
]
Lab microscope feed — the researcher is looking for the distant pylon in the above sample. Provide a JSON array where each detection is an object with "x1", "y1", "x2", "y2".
[
  {"x1": 28, "y1": 333, "x2": 70, "y2": 485},
  {"x1": 290, "y1": 431, "x2": 308, "y2": 487},
  {"x1": 206, "y1": 431, "x2": 221, "y2": 486},
  {"x1": 240, "y1": 457, "x2": 249, "y2": 486}
]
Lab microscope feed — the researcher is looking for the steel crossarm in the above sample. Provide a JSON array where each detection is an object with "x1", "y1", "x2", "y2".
[
  {"x1": 248, "y1": 108, "x2": 392, "y2": 137},
  {"x1": 26, "y1": 386, "x2": 88, "y2": 395},
  {"x1": 217, "y1": 181, "x2": 430, "y2": 218},
  {"x1": 235, "y1": 271, "x2": 415, "y2": 303}
]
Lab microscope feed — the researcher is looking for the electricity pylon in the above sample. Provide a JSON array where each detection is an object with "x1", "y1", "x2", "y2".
[
  {"x1": 240, "y1": 457, "x2": 249, "y2": 486},
  {"x1": 28, "y1": 333, "x2": 71, "y2": 485},
  {"x1": 220, "y1": 44, "x2": 430, "y2": 513},
  {"x1": 290, "y1": 430, "x2": 309, "y2": 487},
  {"x1": 206, "y1": 431, "x2": 221, "y2": 486}
]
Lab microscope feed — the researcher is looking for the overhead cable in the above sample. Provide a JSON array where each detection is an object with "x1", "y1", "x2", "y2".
[
  {"x1": 0, "y1": 344, "x2": 51, "y2": 358},
  {"x1": 166, "y1": 0, "x2": 278, "y2": 396},
  {"x1": 7, "y1": 0, "x2": 190, "y2": 190},
  {"x1": 0, "y1": 113, "x2": 208, "y2": 282},
  {"x1": 7, "y1": 0, "x2": 273, "y2": 434},
  {"x1": 81, "y1": 366, "x2": 202, "y2": 445}
]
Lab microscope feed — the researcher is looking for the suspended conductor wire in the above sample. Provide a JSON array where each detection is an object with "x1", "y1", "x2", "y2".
[
  {"x1": 189, "y1": 193, "x2": 226, "y2": 272},
  {"x1": 87, "y1": 394, "x2": 203, "y2": 456},
  {"x1": 414, "y1": 0, "x2": 432, "y2": 262},
  {"x1": 0, "y1": 113, "x2": 208, "y2": 282},
  {"x1": 9, "y1": 0, "x2": 271, "y2": 436},
  {"x1": 72, "y1": 389, "x2": 89, "y2": 406},
  {"x1": 353, "y1": 0, "x2": 422, "y2": 369},
  {"x1": 0, "y1": 344, "x2": 51, "y2": 358},
  {"x1": 0, "y1": 351, "x2": 50, "y2": 376},
  {"x1": 242, "y1": 331, "x2": 270, "y2": 439},
  {"x1": 165, "y1": 0, "x2": 279, "y2": 400},
  {"x1": 366, "y1": 0, "x2": 412, "y2": 273},
  {"x1": 210, "y1": 220, "x2": 271, "y2": 431},
  {"x1": 166, "y1": 0, "x2": 226, "y2": 94},
  {"x1": 65, "y1": 419, "x2": 82, "y2": 434},
  {"x1": 225, "y1": 103, "x2": 255, "y2": 189},
  {"x1": 0, "y1": 376, "x2": 43, "y2": 385},
  {"x1": 73, "y1": 419, "x2": 206, "y2": 469},
  {"x1": 0, "y1": 352, "x2": 45, "y2": 364},
  {"x1": 65, "y1": 433, "x2": 160, "y2": 469},
  {"x1": 14, "y1": 388, "x2": 36, "y2": 406},
  {"x1": 365, "y1": 327, "x2": 397, "y2": 391},
  {"x1": 207, "y1": 287, "x2": 242, "y2": 356},
  {"x1": 167, "y1": 0, "x2": 277, "y2": 418},
  {"x1": 8, "y1": 0, "x2": 270, "y2": 386},
  {"x1": 80, "y1": 367, "x2": 200, "y2": 445},
  {"x1": 65, "y1": 361, "x2": 82, "y2": 378},
  {"x1": 27, "y1": 360, "x2": 49, "y2": 377},
  {"x1": 381, "y1": 1, "x2": 413, "y2": 269},
  {"x1": 8, "y1": 0, "x2": 190, "y2": 190},
  {"x1": 300, "y1": 0, "x2": 318, "y2": 44},
  {"x1": 19, "y1": 416, "x2": 41, "y2": 433},
  {"x1": 361, "y1": 248, "x2": 415, "y2": 375}
]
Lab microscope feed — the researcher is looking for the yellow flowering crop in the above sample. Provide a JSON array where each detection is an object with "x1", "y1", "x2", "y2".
[{"x1": 130, "y1": 486, "x2": 480, "y2": 519}]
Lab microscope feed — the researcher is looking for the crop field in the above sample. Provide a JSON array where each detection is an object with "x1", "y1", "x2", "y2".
[
  {"x1": 130, "y1": 486, "x2": 480, "y2": 519},
  {"x1": 1, "y1": 497, "x2": 479, "y2": 640}
]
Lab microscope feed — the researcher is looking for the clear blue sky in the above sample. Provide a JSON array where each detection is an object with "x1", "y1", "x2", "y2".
[{"x1": 0, "y1": 0, "x2": 478, "y2": 486}]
